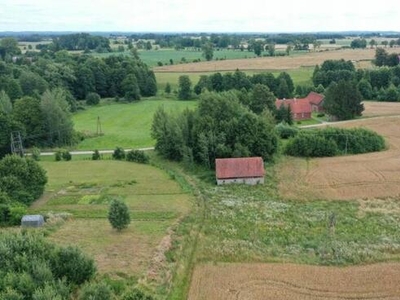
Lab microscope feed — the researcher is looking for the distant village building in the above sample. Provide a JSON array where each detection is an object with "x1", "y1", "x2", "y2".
[
  {"x1": 215, "y1": 157, "x2": 265, "y2": 185},
  {"x1": 21, "y1": 215, "x2": 45, "y2": 228},
  {"x1": 275, "y1": 92, "x2": 324, "y2": 121}
]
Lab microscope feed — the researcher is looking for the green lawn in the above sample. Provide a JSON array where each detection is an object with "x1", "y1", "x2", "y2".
[{"x1": 73, "y1": 98, "x2": 197, "y2": 150}]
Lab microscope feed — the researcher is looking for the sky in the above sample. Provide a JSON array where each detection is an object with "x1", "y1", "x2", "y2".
[{"x1": 1, "y1": 0, "x2": 400, "y2": 33}]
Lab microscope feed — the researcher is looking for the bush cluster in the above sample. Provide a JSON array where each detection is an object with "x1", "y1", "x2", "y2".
[
  {"x1": 0, "y1": 232, "x2": 96, "y2": 299},
  {"x1": 112, "y1": 147, "x2": 150, "y2": 164},
  {"x1": 55, "y1": 149, "x2": 72, "y2": 161},
  {"x1": 275, "y1": 122, "x2": 299, "y2": 139},
  {"x1": 285, "y1": 127, "x2": 386, "y2": 157},
  {"x1": 126, "y1": 150, "x2": 149, "y2": 164}
]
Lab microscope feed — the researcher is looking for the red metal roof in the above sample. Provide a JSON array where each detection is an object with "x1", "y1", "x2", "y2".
[
  {"x1": 215, "y1": 157, "x2": 265, "y2": 179},
  {"x1": 275, "y1": 98, "x2": 312, "y2": 115},
  {"x1": 306, "y1": 92, "x2": 324, "y2": 105}
]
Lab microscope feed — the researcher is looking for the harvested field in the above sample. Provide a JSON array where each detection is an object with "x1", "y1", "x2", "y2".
[
  {"x1": 188, "y1": 263, "x2": 400, "y2": 300},
  {"x1": 363, "y1": 101, "x2": 400, "y2": 118},
  {"x1": 278, "y1": 115, "x2": 400, "y2": 200},
  {"x1": 154, "y1": 48, "x2": 398, "y2": 73}
]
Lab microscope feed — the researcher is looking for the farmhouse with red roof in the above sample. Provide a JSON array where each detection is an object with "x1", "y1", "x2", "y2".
[
  {"x1": 275, "y1": 92, "x2": 324, "y2": 121},
  {"x1": 215, "y1": 157, "x2": 265, "y2": 185}
]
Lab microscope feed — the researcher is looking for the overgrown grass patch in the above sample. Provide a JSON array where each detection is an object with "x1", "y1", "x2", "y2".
[{"x1": 196, "y1": 169, "x2": 400, "y2": 266}]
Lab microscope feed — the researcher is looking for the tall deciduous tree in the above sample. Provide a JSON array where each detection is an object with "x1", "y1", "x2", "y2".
[
  {"x1": 202, "y1": 42, "x2": 214, "y2": 61},
  {"x1": 249, "y1": 84, "x2": 276, "y2": 114},
  {"x1": 40, "y1": 88, "x2": 74, "y2": 146},
  {"x1": 121, "y1": 74, "x2": 140, "y2": 101},
  {"x1": 323, "y1": 80, "x2": 364, "y2": 120},
  {"x1": 0, "y1": 90, "x2": 12, "y2": 114},
  {"x1": 12, "y1": 96, "x2": 45, "y2": 146},
  {"x1": 178, "y1": 75, "x2": 192, "y2": 100}
]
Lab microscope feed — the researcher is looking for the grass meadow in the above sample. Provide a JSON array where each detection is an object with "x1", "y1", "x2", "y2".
[
  {"x1": 192, "y1": 165, "x2": 400, "y2": 266},
  {"x1": 73, "y1": 98, "x2": 197, "y2": 150}
]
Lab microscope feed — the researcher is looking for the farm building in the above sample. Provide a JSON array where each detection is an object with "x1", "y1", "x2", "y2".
[
  {"x1": 275, "y1": 98, "x2": 312, "y2": 121},
  {"x1": 307, "y1": 92, "x2": 325, "y2": 112},
  {"x1": 275, "y1": 92, "x2": 325, "y2": 121},
  {"x1": 215, "y1": 157, "x2": 265, "y2": 185},
  {"x1": 21, "y1": 215, "x2": 45, "y2": 227}
]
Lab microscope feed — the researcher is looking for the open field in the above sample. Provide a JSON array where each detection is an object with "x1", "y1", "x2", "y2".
[
  {"x1": 154, "y1": 48, "x2": 399, "y2": 73},
  {"x1": 73, "y1": 98, "x2": 197, "y2": 150},
  {"x1": 31, "y1": 160, "x2": 192, "y2": 278},
  {"x1": 363, "y1": 101, "x2": 400, "y2": 118},
  {"x1": 188, "y1": 263, "x2": 400, "y2": 300},
  {"x1": 278, "y1": 103, "x2": 400, "y2": 200}
]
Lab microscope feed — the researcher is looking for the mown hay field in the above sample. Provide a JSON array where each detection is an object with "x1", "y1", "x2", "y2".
[
  {"x1": 188, "y1": 263, "x2": 400, "y2": 300},
  {"x1": 31, "y1": 160, "x2": 192, "y2": 278},
  {"x1": 278, "y1": 102, "x2": 400, "y2": 200},
  {"x1": 73, "y1": 98, "x2": 197, "y2": 150},
  {"x1": 154, "y1": 48, "x2": 399, "y2": 73}
]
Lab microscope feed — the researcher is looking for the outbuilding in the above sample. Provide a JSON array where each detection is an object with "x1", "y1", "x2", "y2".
[
  {"x1": 215, "y1": 157, "x2": 265, "y2": 185},
  {"x1": 21, "y1": 215, "x2": 45, "y2": 227}
]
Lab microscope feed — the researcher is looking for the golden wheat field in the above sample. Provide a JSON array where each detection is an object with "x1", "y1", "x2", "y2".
[
  {"x1": 154, "y1": 48, "x2": 399, "y2": 73},
  {"x1": 278, "y1": 103, "x2": 400, "y2": 201},
  {"x1": 188, "y1": 263, "x2": 400, "y2": 300}
]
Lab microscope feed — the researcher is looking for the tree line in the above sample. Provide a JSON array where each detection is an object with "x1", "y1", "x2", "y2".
[
  {"x1": 177, "y1": 70, "x2": 295, "y2": 99},
  {"x1": 312, "y1": 51, "x2": 400, "y2": 101}
]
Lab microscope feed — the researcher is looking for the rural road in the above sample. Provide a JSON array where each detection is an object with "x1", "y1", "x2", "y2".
[
  {"x1": 39, "y1": 147, "x2": 155, "y2": 156},
  {"x1": 299, "y1": 114, "x2": 400, "y2": 129}
]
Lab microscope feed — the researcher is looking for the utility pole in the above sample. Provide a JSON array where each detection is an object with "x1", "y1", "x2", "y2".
[
  {"x1": 10, "y1": 131, "x2": 24, "y2": 157},
  {"x1": 97, "y1": 116, "x2": 102, "y2": 135}
]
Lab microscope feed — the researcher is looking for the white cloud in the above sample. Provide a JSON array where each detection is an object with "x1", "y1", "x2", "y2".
[{"x1": 1, "y1": 0, "x2": 399, "y2": 32}]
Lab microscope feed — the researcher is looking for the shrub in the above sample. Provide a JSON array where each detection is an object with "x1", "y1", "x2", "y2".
[
  {"x1": 50, "y1": 246, "x2": 96, "y2": 285},
  {"x1": 126, "y1": 150, "x2": 149, "y2": 164},
  {"x1": 92, "y1": 150, "x2": 101, "y2": 160},
  {"x1": 108, "y1": 199, "x2": 130, "y2": 231},
  {"x1": 122, "y1": 288, "x2": 154, "y2": 300},
  {"x1": 55, "y1": 150, "x2": 71, "y2": 161},
  {"x1": 8, "y1": 206, "x2": 27, "y2": 226},
  {"x1": 275, "y1": 123, "x2": 299, "y2": 139},
  {"x1": 0, "y1": 155, "x2": 47, "y2": 206},
  {"x1": 78, "y1": 282, "x2": 112, "y2": 300},
  {"x1": 31, "y1": 147, "x2": 41, "y2": 161},
  {"x1": 55, "y1": 151, "x2": 62, "y2": 161},
  {"x1": 62, "y1": 151, "x2": 71, "y2": 161},
  {"x1": 112, "y1": 147, "x2": 125, "y2": 160},
  {"x1": 86, "y1": 93, "x2": 100, "y2": 105},
  {"x1": 0, "y1": 204, "x2": 10, "y2": 225}
]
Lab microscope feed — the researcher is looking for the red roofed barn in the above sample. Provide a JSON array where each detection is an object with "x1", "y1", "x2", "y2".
[
  {"x1": 307, "y1": 92, "x2": 325, "y2": 113},
  {"x1": 275, "y1": 92, "x2": 325, "y2": 121},
  {"x1": 215, "y1": 157, "x2": 265, "y2": 185}
]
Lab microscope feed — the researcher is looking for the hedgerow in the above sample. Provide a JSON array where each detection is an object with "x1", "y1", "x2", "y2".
[{"x1": 285, "y1": 127, "x2": 385, "y2": 157}]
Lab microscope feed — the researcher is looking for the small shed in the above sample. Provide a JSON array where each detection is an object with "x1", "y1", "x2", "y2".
[
  {"x1": 215, "y1": 157, "x2": 265, "y2": 185},
  {"x1": 21, "y1": 215, "x2": 45, "y2": 227}
]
